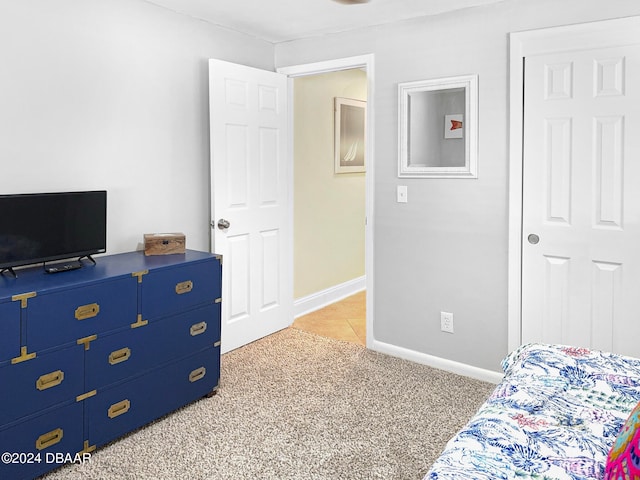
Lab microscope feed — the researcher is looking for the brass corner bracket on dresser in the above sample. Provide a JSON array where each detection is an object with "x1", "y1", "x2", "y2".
[
  {"x1": 11, "y1": 346, "x2": 36, "y2": 365},
  {"x1": 11, "y1": 291, "x2": 36, "y2": 308},
  {"x1": 131, "y1": 269, "x2": 149, "y2": 283}
]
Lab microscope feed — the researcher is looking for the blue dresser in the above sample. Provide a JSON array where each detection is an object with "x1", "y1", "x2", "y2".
[{"x1": 0, "y1": 250, "x2": 222, "y2": 479}]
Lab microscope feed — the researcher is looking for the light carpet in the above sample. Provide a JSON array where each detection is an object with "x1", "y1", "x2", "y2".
[{"x1": 42, "y1": 328, "x2": 495, "y2": 480}]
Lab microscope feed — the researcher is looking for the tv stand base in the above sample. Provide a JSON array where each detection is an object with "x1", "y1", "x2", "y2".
[
  {"x1": 0, "y1": 267, "x2": 17, "y2": 278},
  {"x1": 78, "y1": 254, "x2": 97, "y2": 265}
]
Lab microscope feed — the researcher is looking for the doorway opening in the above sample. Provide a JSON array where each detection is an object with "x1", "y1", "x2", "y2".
[
  {"x1": 291, "y1": 68, "x2": 366, "y2": 345},
  {"x1": 278, "y1": 55, "x2": 374, "y2": 347}
]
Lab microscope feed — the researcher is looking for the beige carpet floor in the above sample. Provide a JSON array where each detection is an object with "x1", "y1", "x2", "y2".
[{"x1": 42, "y1": 328, "x2": 495, "y2": 480}]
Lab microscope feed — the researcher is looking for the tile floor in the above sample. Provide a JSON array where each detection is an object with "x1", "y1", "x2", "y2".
[{"x1": 291, "y1": 291, "x2": 366, "y2": 346}]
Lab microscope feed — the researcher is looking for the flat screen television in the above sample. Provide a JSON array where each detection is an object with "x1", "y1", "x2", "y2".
[{"x1": 0, "y1": 191, "x2": 107, "y2": 273}]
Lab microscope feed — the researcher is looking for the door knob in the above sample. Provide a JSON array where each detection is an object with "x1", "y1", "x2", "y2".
[
  {"x1": 217, "y1": 218, "x2": 230, "y2": 230},
  {"x1": 527, "y1": 233, "x2": 540, "y2": 245}
]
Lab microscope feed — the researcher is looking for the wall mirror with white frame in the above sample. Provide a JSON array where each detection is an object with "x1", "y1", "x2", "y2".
[{"x1": 398, "y1": 74, "x2": 478, "y2": 178}]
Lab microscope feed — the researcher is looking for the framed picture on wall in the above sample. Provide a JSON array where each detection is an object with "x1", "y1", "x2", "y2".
[
  {"x1": 335, "y1": 97, "x2": 366, "y2": 174},
  {"x1": 444, "y1": 114, "x2": 463, "y2": 139},
  {"x1": 398, "y1": 74, "x2": 478, "y2": 178}
]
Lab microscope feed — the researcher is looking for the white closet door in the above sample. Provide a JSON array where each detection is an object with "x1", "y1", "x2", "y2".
[{"x1": 522, "y1": 45, "x2": 640, "y2": 356}]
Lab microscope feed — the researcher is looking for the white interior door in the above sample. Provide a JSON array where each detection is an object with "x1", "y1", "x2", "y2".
[
  {"x1": 208, "y1": 59, "x2": 291, "y2": 353},
  {"x1": 521, "y1": 45, "x2": 640, "y2": 356}
]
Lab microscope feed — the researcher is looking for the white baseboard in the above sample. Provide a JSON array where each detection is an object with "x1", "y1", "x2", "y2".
[
  {"x1": 294, "y1": 276, "x2": 366, "y2": 318},
  {"x1": 293, "y1": 277, "x2": 501, "y2": 384},
  {"x1": 370, "y1": 339, "x2": 504, "y2": 384}
]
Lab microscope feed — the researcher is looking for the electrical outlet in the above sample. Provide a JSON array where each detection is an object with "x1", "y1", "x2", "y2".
[{"x1": 440, "y1": 311, "x2": 454, "y2": 334}]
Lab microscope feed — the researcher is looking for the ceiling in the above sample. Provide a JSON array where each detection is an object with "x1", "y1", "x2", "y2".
[{"x1": 143, "y1": 0, "x2": 507, "y2": 43}]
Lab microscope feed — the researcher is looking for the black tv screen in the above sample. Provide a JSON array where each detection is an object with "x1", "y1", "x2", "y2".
[{"x1": 0, "y1": 191, "x2": 107, "y2": 270}]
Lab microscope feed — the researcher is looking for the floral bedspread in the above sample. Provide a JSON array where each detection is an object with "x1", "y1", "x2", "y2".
[{"x1": 425, "y1": 344, "x2": 640, "y2": 480}]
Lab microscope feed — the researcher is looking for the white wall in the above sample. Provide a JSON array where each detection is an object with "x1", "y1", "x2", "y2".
[
  {"x1": 0, "y1": 0, "x2": 274, "y2": 255},
  {"x1": 7, "y1": 0, "x2": 640, "y2": 374},
  {"x1": 293, "y1": 70, "x2": 366, "y2": 299},
  {"x1": 276, "y1": 0, "x2": 640, "y2": 372}
]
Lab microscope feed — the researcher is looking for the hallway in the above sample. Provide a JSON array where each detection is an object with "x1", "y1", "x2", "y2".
[{"x1": 291, "y1": 291, "x2": 366, "y2": 346}]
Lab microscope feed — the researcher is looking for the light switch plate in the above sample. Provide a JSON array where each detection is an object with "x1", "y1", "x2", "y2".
[{"x1": 397, "y1": 185, "x2": 408, "y2": 203}]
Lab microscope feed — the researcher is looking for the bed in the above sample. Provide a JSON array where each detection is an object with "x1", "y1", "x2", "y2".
[{"x1": 425, "y1": 343, "x2": 640, "y2": 480}]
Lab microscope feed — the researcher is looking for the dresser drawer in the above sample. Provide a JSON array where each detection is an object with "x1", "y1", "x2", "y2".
[
  {"x1": 85, "y1": 303, "x2": 221, "y2": 391},
  {"x1": 0, "y1": 300, "x2": 21, "y2": 363},
  {"x1": 0, "y1": 344, "x2": 84, "y2": 426},
  {"x1": 0, "y1": 401, "x2": 84, "y2": 480},
  {"x1": 26, "y1": 277, "x2": 138, "y2": 351},
  {"x1": 141, "y1": 259, "x2": 220, "y2": 320},
  {"x1": 87, "y1": 347, "x2": 220, "y2": 448}
]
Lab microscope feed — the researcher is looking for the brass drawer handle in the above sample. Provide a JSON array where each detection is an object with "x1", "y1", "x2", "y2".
[
  {"x1": 36, "y1": 370, "x2": 64, "y2": 391},
  {"x1": 190, "y1": 322, "x2": 207, "y2": 336},
  {"x1": 108, "y1": 399, "x2": 131, "y2": 419},
  {"x1": 36, "y1": 428, "x2": 63, "y2": 450},
  {"x1": 75, "y1": 303, "x2": 100, "y2": 320},
  {"x1": 175, "y1": 280, "x2": 193, "y2": 295},
  {"x1": 189, "y1": 367, "x2": 206, "y2": 383},
  {"x1": 109, "y1": 347, "x2": 131, "y2": 365}
]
